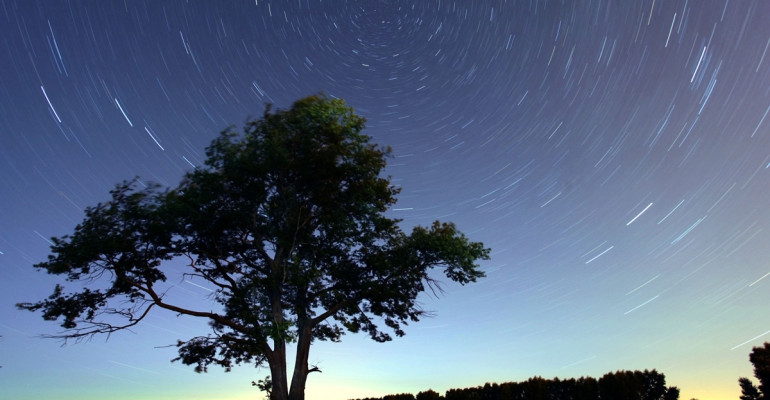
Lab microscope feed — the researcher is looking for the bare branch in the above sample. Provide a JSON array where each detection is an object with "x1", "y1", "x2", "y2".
[
  {"x1": 184, "y1": 254, "x2": 236, "y2": 292},
  {"x1": 41, "y1": 302, "x2": 156, "y2": 343}
]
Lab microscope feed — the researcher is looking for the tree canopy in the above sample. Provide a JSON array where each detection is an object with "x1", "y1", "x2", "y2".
[
  {"x1": 740, "y1": 342, "x2": 770, "y2": 400},
  {"x1": 18, "y1": 95, "x2": 490, "y2": 400},
  {"x1": 354, "y1": 369, "x2": 680, "y2": 400}
]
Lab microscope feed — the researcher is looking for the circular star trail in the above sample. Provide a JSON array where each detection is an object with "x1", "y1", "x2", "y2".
[{"x1": 1, "y1": 2, "x2": 769, "y2": 400}]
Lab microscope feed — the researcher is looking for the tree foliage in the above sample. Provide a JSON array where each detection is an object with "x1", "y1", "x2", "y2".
[
  {"x1": 355, "y1": 370, "x2": 679, "y2": 400},
  {"x1": 740, "y1": 342, "x2": 770, "y2": 400},
  {"x1": 416, "y1": 389, "x2": 442, "y2": 400},
  {"x1": 18, "y1": 95, "x2": 490, "y2": 400},
  {"x1": 751, "y1": 343, "x2": 770, "y2": 398},
  {"x1": 740, "y1": 377, "x2": 761, "y2": 400}
]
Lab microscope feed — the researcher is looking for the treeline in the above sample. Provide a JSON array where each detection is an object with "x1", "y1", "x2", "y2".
[{"x1": 352, "y1": 369, "x2": 679, "y2": 400}]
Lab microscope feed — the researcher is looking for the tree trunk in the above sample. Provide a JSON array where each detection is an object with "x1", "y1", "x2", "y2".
[
  {"x1": 268, "y1": 340, "x2": 289, "y2": 400},
  {"x1": 268, "y1": 258, "x2": 288, "y2": 400},
  {"x1": 288, "y1": 324, "x2": 313, "y2": 400}
]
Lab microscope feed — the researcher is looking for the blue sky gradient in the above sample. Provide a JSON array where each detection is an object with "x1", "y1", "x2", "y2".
[{"x1": 2, "y1": 1, "x2": 770, "y2": 399}]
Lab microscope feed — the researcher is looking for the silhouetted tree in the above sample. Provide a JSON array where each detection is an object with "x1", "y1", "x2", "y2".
[
  {"x1": 382, "y1": 394, "x2": 416, "y2": 400},
  {"x1": 253, "y1": 376, "x2": 273, "y2": 399},
  {"x1": 641, "y1": 369, "x2": 668, "y2": 400},
  {"x1": 416, "y1": 389, "x2": 442, "y2": 400},
  {"x1": 739, "y1": 342, "x2": 770, "y2": 400},
  {"x1": 598, "y1": 370, "x2": 677, "y2": 400},
  {"x1": 574, "y1": 376, "x2": 599, "y2": 400},
  {"x1": 739, "y1": 377, "x2": 761, "y2": 400},
  {"x1": 752, "y1": 343, "x2": 770, "y2": 398},
  {"x1": 372, "y1": 370, "x2": 676, "y2": 400},
  {"x1": 17, "y1": 95, "x2": 489, "y2": 400},
  {"x1": 497, "y1": 381, "x2": 518, "y2": 399},
  {"x1": 599, "y1": 371, "x2": 635, "y2": 399},
  {"x1": 523, "y1": 376, "x2": 550, "y2": 400},
  {"x1": 354, "y1": 396, "x2": 415, "y2": 400},
  {"x1": 663, "y1": 386, "x2": 679, "y2": 400}
]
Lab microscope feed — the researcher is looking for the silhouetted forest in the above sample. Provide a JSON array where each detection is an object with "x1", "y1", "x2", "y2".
[{"x1": 351, "y1": 369, "x2": 679, "y2": 400}]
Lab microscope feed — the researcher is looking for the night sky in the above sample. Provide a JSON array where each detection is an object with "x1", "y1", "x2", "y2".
[{"x1": 2, "y1": 1, "x2": 770, "y2": 399}]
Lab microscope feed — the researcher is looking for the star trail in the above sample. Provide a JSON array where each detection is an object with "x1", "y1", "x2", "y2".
[{"x1": 1, "y1": 1, "x2": 770, "y2": 400}]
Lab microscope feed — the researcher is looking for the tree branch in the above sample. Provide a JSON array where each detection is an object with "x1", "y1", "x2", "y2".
[
  {"x1": 311, "y1": 298, "x2": 353, "y2": 327},
  {"x1": 128, "y1": 277, "x2": 257, "y2": 335},
  {"x1": 42, "y1": 301, "x2": 156, "y2": 342}
]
